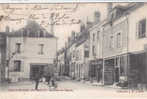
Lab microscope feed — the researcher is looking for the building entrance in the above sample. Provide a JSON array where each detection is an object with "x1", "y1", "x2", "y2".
[
  {"x1": 114, "y1": 67, "x2": 120, "y2": 82},
  {"x1": 30, "y1": 65, "x2": 46, "y2": 80}
]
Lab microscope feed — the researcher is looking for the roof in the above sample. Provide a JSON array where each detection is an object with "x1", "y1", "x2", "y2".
[
  {"x1": 76, "y1": 30, "x2": 89, "y2": 47},
  {"x1": 104, "y1": 3, "x2": 144, "y2": 26},
  {"x1": 57, "y1": 48, "x2": 65, "y2": 56},
  {"x1": 7, "y1": 20, "x2": 56, "y2": 38}
]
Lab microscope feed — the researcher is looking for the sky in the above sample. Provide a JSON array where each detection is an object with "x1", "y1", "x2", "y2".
[{"x1": 0, "y1": 3, "x2": 128, "y2": 50}]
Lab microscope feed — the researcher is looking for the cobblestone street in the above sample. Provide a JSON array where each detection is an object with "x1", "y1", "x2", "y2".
[
  {"x1": 0, "y1": 78, "x2": 144, "y2": 92},
  {"x1": 0, "y1": 79, "x2": 147, "y2": 99}
]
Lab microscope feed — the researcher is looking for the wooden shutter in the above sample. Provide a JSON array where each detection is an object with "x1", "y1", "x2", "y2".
[{"x1": 136, "y1": 22, "x2": 139, "y2": 39}]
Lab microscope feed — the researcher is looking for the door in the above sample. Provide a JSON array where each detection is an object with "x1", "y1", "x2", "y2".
[
  {"x1": 30, "y1": 65, "x2": 45, "y2": 80},
  {"x1": 115, "y1": 67, "x2": 119, "y2": 82},
  {"x1": 30, "y1": 66, "x2": 39, "y2": 80}
]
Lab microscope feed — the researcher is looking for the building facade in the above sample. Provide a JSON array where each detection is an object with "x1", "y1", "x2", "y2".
[
  {"x1": 57, "y1": 49, "x2": 65, "y2": 76},
  {"x1": 57, "y1": 3, "x2": 147, "y2": 89},
  {"x1": 89, "y1": 20, "x2": 105, "y2": 83},
  {"x1": 102, "y1": 3, "x2": 147, "y2": 87},
  {"x1": 74, "y1": 31, "x2": 90, "y2": 80},
  {"x1": 103, "y1": 6, "x2": 129, "y2": 85},
  {"x1": 0, "y1": 33, "x2": 6, "y2": 83},
  {"x1": 6, "y1": 21, "x2": 57, "y2": 82},
  {"x1": 127, "y1": 3, "x2": 147, "y2": 87}
]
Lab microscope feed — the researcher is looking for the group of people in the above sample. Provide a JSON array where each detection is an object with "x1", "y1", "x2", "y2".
[{"x1": 34, "y1": 72, "x2": 57, "y2": 90}]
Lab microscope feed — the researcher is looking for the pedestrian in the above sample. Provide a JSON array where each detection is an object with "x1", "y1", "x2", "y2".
[
  {"x1": 45, "y1": 73, "x2": 51, "y2": 85},
  {"x1": 51, "y1": 77, "x2": 55, "y2": 87},
  {"x1": 51, "y1": 75, "x2": 57, "y2": 88},
  {"x1": 34, "y1": 72, "x2": 41, "y2": 90},
  {"x1": 46, "y1": 75, "x2": 51, "y2": 85}
]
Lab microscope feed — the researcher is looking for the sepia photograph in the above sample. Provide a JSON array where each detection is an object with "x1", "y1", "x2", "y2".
[{"x1": 0, "y1": 1, "x2": 147, "y2": 99}]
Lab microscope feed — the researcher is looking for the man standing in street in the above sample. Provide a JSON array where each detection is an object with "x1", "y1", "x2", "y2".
[{"x1": 34, "y1": 72, "x2": 41, "y2": 90}]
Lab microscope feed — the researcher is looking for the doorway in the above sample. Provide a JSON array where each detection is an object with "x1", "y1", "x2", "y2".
[
  {"x1": 30, "y1": 65, "x2": 45, "y2": 80},
  {"x1": 115, "y1": 67, "x2": 120, "y2": 82}
]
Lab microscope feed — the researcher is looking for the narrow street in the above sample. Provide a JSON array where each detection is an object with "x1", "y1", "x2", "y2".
[
  {"x1": 58, "y1": 79, "x2": 113, "y2": 91},
  {"x1": 0, "y1": 78, "x2": 140, "y2": 92},
  {"x1": 0, "y1": 79, "x2": 121, "y2": 91},
  {"x1": 0, "y1": 79, "x2": 147, "y2": 99}
]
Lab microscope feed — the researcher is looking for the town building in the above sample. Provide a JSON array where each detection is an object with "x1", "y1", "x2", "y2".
[
  {"x1": 74, "y1": 29, "x2": 90, "y2": 80},
  {"x1": 102, "y1": 4, "x2": 129, "y2": 85},
  {"x1": 56, "y1": 3, "x2": 147, "y2": 89},
  {"x1": 89, "y1": 20, "x2": 105, "y2": 83},
  {"x1": 67, "y1": 32, "x2": 77, "y2": 78},
  {"x1": 126, "y1": 3, "x2": 147, "y2": 88},
  {"x1": 57, "y1": 48, "x2": 65, "y2": 76},
  {"x1": 87, "y1": 10, "x2": 108, "y2": 84},
  {"x1": 102, "y1": 3, "x2": 147, "y2": 87},
  {"x1": 0, "y1": 33, "x2": 6, "y2": 83},
  {"x1": 64, "y1": 22, "x2": 91, "y2": 80},
  {"x1": 5, "y1": 21, "x2": 57, "y2": 82}
]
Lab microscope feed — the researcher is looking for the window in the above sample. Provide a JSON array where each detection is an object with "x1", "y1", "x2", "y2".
[
  {"x1": 16, "y1": 43, "x2": 21, "y2": 53},
  {"x1": 38, "y1": 44, "x2": 44, "y2": 54},
  {"x1": 97, "y1": 31, "x2": 100, "y2": 40},
  {"x1": 138, "y1": 18, "x2": 146, "y2": 38},
  {"x1": 84, "y1": 50, "x2": 89, "y2": 58},
  {"x1": 92, "y1": 45, "x2": 96, "y2": 56},
  {"x1": 93, "y1": 33, "x2": 95, "y2": 41},
  {"x1": 14, "y1": 60, "x2": 21, "y2": 72},
  {"x1": 109, "y1": 36, "x2": 114, "y2": 48},
  {"x1": 116, "y1": 33, "x2": 121, "y2": 48}
]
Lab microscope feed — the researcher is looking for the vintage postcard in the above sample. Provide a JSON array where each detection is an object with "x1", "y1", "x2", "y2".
[{"x1": 0, "y1": 0, "x2": 147, "y2": 99}]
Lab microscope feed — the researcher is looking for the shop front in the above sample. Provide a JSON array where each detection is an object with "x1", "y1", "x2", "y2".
[
  {"x1": 104, "y1": 54, "x2": 129, "y2": 85},
  {"x1": 89, "y1": 59, "x2": 103, "y2": 82}
]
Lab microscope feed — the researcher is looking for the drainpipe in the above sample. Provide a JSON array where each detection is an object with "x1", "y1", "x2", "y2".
[
  {"x1": 102, "y1": 26, "x2": 105, "y2": 85},
  {"x1": 126, "y1": 13, "x2": 130, "y2": 90}
]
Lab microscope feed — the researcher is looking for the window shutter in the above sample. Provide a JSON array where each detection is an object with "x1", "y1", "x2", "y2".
[
  {"x1": 21, "y1": 61, "x2": 24, "y2": 72},
  {"x1": 136, "y1": 22, "x2": 139, "y2": 39}
]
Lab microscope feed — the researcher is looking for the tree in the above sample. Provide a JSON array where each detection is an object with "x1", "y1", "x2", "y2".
[{"x1": 5, "y1": 51, "x2": 17, "y2": 82}]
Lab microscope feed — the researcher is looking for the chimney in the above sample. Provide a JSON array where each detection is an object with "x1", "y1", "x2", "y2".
[
  {"x1": 86, "y1": 16, "x2": 93, "y2": 29},
  {"x1": 94, "y1": 11, "x2": 101, "y2": 23},
  {"x1": 50, "y1": 13, "x2": 54, "y2": 35},
  {"x1": 107, "y1": 3, "x2": 113, "y2": 18}
]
